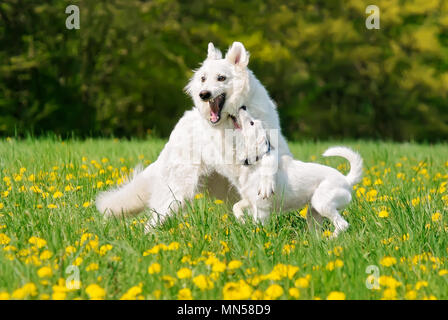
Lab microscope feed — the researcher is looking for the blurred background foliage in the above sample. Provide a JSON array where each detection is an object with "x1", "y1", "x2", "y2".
[{"x1": 1, "y1": 0, "x2": 448, "y2": 141}]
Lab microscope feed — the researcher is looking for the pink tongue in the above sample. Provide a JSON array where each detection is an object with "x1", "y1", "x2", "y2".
[{"x1": 210, "y1": 111, "x2": 219, "y2": 122}]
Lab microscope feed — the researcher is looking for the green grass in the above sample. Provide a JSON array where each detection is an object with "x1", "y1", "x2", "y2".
[{"x1": 0, "y1": 137, "x2": 447, "y2": 300}]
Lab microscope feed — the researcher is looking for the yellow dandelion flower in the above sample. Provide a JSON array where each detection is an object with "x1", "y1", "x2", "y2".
[
  {"x1": 362, "y1": 177, "x2": 371, "y2": 186},
  {"x1": 382, "y1": 288, "x2": 397, "y2": 300},
  {"x1": 28, "y1": 236, "x2": 47, "y2": 248},
  {"x1": 335, "y1": 259, "x2": 344, "y2": 268},
  {"x1": 438, "y1": 269, "x2": 448, "y2": 276},
  {"x1": 0, "y1": 233, "x2": 11, "y2": 245},
  {"x1": 228, "y1": 260, "x2": 243, "y2": 270},
  {"x1": 12, "y1": 283, "x2": 38, "y2": 299},
  {"x1": 148, "y1": 263, "x2": 161, "y2": 274},
  {"x1": 177, "y1": 268, "x2": 192, "y2": 279},
  {"x1": 374, "y1": 178, "x2": 383, "y2": 185},
  {"x1": 85, "y1": 284, "x2": 106, "y2": 300},
  {"x1": 86, "y1": 263, "x2": 99, "y2": 272},
  {"x1": 251, "y1": 290, "x2": 264, "y2": 300},
  {"x1": 379, "y1": 276, "x2": 401, "y2": 289},
  {"x1": 282, "y1": 243, "x2": 295, "y2": 254},
  {"x1": 289, "y1": 288, "x2": 300, "y2": 299},
  {"x1": 365, "y1": 189, "x2": 378, "y2": 201},
  {"x1": 65, "y1": 246, "x2": 76, "y2": 255},
  {"x1": 30, "y1": 185, "x2": 42, "y2": 193},
  {"x1": 322, "y1": 230, "x2": 332, "y2": 238},
  {"x1": 415, "y1": 281, "x2": 428, "y2": 290},
  {"x1": 326, "y1": 261, "x2": 335, "y2": 271},
  {"x1": 223, "y1": 280, "x2": 253, "y2": 300},
  {"x1": 193, "y1": 275, "x2": 214, "y2": 290},
  {"x1": 299, "y1": 205, "x2": 308, "y2": 218},
  {"x1": 264, "y1": 284, "x2": 284, "y2": 300},
  {"x1": 143, "y1": 245, "x2": 161, "y2": 256},
  {"x1": 162, "y1": 275, "x2": 176, "y2": 288},
  {"x1": 51, "y1": 291, "x2": 66, "y2": 300},
  {"x1": 85, "y1": 238, "x2": 99, "y2": 251},
  {"x1": 167, "y1": 241, "x2": 180, "y2": 250},
  {"x1": 264, "y1": 264, "x2": 299, "y2": 281},
  {"x1": 380, "y1": 256, "x2": 397, "y2": 267},
  {"x1": 431, "y1": 212, "x2": 442, "y2": 222},
  {"x1": 295, "y1": 276, "x2": 310, "y2": 288},
  {"x1": 37, "y1": 266, "x2": 53, "y2": 278},
  {"x1": 332, "y1": 246, "x2": 343, "y2": 256},
  {"x1": 120, "y1": 284, "x2": 143, "y2": 300},
  {"x1": 178, "y1": 288, "x2": 193, "y2": 300},
  {"x1": 327, "y1": 291, "x2": 346, "y2": 300},
  {"x1": 73, "y1": 257, "x2": 83, "y2": 266},
  {"x1": 52, "y1": 191, "x2": 63, "y2": 199},
  {"x1": 0, "y1": 292, "x2": 11, "y2": 300},
  {"x1": 212, "y1": 261, "x2": 226, "y2": 273},
  {"x1": 356, "y1": 188, "x2": 366, "y2": 197},
  {"x1": 378, "y1": 210, "x2": 389, "y2": 218},
  {"x1": 99, "y1": 244, "x2": 113, "y2": 256},
  {"x1": 39, "y1": 250, "x2": 53, "y2": 260}
]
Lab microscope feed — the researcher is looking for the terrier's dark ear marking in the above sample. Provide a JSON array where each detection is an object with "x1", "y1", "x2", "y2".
[{"x1": 241, "y1": 105, "x2": 246, "y2": 110}]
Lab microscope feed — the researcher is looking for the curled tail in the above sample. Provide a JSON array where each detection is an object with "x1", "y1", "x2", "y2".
[
  {"x1": 96, "y1": 165, "x2": 151, "y2": 218},
  {"x1": 322, "y1": 146, "x2": 363, "y2": 186}
]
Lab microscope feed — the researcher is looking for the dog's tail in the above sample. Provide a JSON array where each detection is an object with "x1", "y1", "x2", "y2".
[
  {"x1": 323, "y1": 146, "x2": 363, "y2": 186},
  {"x1": 96, "y1": 165, "x2": 151, "y2": 218}
]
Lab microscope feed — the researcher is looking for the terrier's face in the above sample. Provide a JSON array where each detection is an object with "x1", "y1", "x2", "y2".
[{"x1": 237, "y1": 107, "x2": 270, "y2": 165}]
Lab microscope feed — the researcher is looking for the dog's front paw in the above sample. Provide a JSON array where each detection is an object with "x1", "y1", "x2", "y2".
[{"x1": 257, "y1": 176, "x2": 275, "y2": 199}]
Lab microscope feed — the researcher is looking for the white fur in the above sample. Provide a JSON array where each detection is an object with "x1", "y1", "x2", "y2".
[
  {"x1": 233, "y1": 109, "x2": 363, "y2": 237},
  {"x1": 96, "y1": 42, "x2": 292, "y2": 231}
]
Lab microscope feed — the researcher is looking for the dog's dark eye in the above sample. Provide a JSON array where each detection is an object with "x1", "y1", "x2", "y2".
[
  {"x1": 217, "y1": 75, "x2": 226, "y2": 82},
  {"x1": 201, "y1": 76, "x2": 206, "y2": 83},
  {"x1": 250, "y1": 121, "x2": 254, "y2": 126}
]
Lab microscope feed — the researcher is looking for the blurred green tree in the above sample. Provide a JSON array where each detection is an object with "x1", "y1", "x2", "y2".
[{"x1": 1, "y1": 0, "x2": 447, "y2": 141}]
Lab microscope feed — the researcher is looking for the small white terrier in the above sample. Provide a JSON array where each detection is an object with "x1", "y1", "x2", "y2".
[{"x1": 233, "y1": 108, "x2": 363, "y2": 237}]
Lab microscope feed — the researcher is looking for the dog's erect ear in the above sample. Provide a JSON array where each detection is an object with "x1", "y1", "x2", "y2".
[
  {"x1": 225, "y1": 42, "x2": 249, "y2": 67},
  {"x1": 207, "y1": 42, "x2": 222, "y2": 60}
]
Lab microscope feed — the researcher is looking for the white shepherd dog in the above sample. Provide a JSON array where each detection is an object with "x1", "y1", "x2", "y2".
[
  {"x1": 234, "y1": 107, "x2": 363, "y2": 237},
  {"x1": 96, "y1": 42, "x2": 292, "y2": 231}
]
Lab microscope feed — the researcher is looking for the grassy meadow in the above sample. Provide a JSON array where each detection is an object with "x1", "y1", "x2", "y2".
[{"x1": 0, "y1": 137, "x2": 447, "y2": 300}]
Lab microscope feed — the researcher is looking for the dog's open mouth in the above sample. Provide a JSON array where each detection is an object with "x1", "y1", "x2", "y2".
[{"x1": 209, "y1": 93, "x2": 226, "y2": 124}]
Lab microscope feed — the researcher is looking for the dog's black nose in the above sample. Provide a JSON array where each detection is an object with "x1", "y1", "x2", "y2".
[{"x1": 199, "y1": 90, "x2": 211, "y2": 101}]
